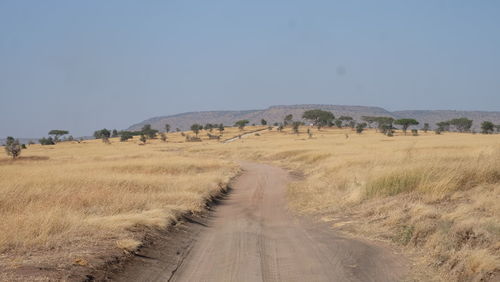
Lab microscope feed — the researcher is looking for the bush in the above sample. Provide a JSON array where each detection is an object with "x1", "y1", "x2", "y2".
[
  {"x1": 39, "y1": 137, "x2": 55, "y2": 145},
  {"x1": 4, "y1": 137, "x2": 22, "y2": 159},
  {"x1": 412, "y1": 129, "x2": 419, "y2": 136}
]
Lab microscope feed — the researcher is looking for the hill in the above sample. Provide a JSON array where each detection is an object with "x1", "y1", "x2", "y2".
[{"x1": 128, "y1": 105, "x2": 500, "y2": 132}]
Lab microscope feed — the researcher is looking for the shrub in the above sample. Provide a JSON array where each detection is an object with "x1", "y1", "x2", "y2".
[
  {"x1": 39, "y1": 137, "x2": 55, "y2": 145},
  {"x1": 4, "y1": 137, "x2": 22, "y2": 159}
]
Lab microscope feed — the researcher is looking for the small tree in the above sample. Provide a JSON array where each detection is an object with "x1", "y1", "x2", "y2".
[
  {"x1": 141, "y1": 124, "x2": 158, "y2": 139},
  {"x1": 292, "y1": 121, "x2": 301, "y2": 135},
  {"x1": 218, "y1": 123, "x2": 225, "y2": 134},
  {"x1": 165, "y1": 124, "x2": 171, "y2": 133},
  {"x1": 495, "y1": 125, "x2": 500, "y2": 133},
  {"x1": 302, "y1": 110, "x2": 335, "y2": 130},
  {"x1": 111, "y1": 129, "x2": 118, "y2": 137},
  {"x1": 361, "y1": 116, "x2": 376, "y2": 128},
  {"x1": 48, "y1": 130, "x2": 69, "y2": 142},
  {"x1": 261, "y1": 119, "x2": 267, "y2": 126},
  {"x1": 94, "y1": 129, "x2": 111, "y2": 143},
  {"x1": 334, "y1": 119, "x2": 343, "y2": 128},
  {"x1": 395, "y1": 119, "x2": 419, "y2": 135},
  {"x1": 39, "y1": 137, "x2": 55, "y2": 145},
  {"x1": 205, "y1": 123, "x2": 214, "y2": 132},
  {"x1": 422, "y1": 123, "x2": 430, "y2": 133},
  {"x1": 356, "y1": 123, "x2": 367, "y2": 134},
  {"x1": 234, "y1": 120, "x2": 249, "y2": 130},
  {"x1": 436, "y1": 121, "x2": 450, "y2": 132},
  {"x1": 481, "y1": 121, "x2": 495, "y2": 134},
  {"x1": 4, "y1": 137, "x2": 22, "y2": 159},
  {"x1": 339, "y1": 116, "x2": 353, "y2": 127},
  {"x1": 277, "y1": 124, "x2": 284, "y2": 132},
  {"x1": 449, "y1": 117, "x2": 473, "y2": 132},
  {"x1": 139, "y1": 134, "x2": 147, "y2": 144},
  {"x1": 284, "y1": 114, "x2": 293, "y2": 126},
  {"x1": 120, "y1": 131, "x2": 134, "y2": 142},
  {"x1": 191, "y1": 124, "x2": 202, "y2": 137}
]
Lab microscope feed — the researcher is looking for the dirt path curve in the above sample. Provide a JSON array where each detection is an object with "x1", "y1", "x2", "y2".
[{"x1": 167, "y1": 162, "x2": 407, "y2": 282}]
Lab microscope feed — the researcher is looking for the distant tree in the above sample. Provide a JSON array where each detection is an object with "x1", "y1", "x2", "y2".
[
  {"x1": 165, "y1": 124, "x2": 171, "y2": 133},
  {"x1": 204, "y1": 123, "x2": 213, "y2": 132},
  {"x1": 394, "y1": 118, "x2": 419, "y2": 135},
  {"x1": 261, "y1": 119, "x2": 267, "y2": 126},
  {"x1": 4, "y1": 137, "x2": 22, "y2": 159},
  {"x1": 373, "y1": 117, "x2": 394, "y2": 135},
  {"x1": 160, "y1": 132, "x2": 168, "y2": 142},
  {"x1": 292, "y1": 121, "x2": 301, "y2": 135},
  {"x1": 356, "y1": 123, "x2": 367, "y2": 134},
  {"x1": 139, "y1": 134, "x2": 147, "y2": 144},
  {"x1": 277, "y1": 124, "x2": 284, "y2": 132},
  {"x1": 284, "y1": 114, "x2": 293, "y2": 126},
  {"x1": 48, "y1": 130, "x2": 69, "y2": 142},
  {"x1": 307, "y1": 128, "x2": 313, "y2": 138},
  {"x1": 273, "y1": 122, "x2": 279, "y2": 126},
  {"x1": 141, "y1": 124, "x2": 158, "y2": 139},
  {"x1": 111, "y1": 129, "x2": 118, "y2": 137},
  {"x1": 449, "y1": 117, "x2": 473, "y2": 132},
  {"x1": 39, "y1": 137, "x2": 55, "y2": 145},
  {"x1": 235, "y1": 120, "x2": 250, "y2": 130},
  {"x1": 176, "y1": 128, "x2": 181, "y2": 132},
  {"x1": 120, "y1": 131, "x2": 134, "y2": 142},
  {"x1": 361, "y1": 116, "x2": 377, "y2": 128},
  {"x1": 422, "y1": 123, "x2": 430, "y2": 133},
  {"x1": 481, "y1": 121, "x2": 495, "y2": 134},
  {"x1": 339, "y1": 116, "x2": 353, "y2": 127},
  {"x1": 94, "y1": 129, "x2": 111, "y2": 142},
  {"x1": 191, "y1": 124, "x2": 203, "y2": 137},
  {"x1": 67, "y1": 135, "x2": 74, "y2": 141},
  {"x1": 218, "y1": 123, "x2": 225, "y2": 134},
  {"x1": 411, "y1": 129, "x2": 419, "y2": 136},
  {"x1": 495, "y1": 124, "x2": 500, "y2": 133},
  {"x1": 436, "y1": 121, "x2": 450, "y2": 132},
  {"x1": 302, "y1": 110, "x2": 335, "y2": 130},
  {"x1": 334, "y1": 119, "x2": 343, "y2": 128}
]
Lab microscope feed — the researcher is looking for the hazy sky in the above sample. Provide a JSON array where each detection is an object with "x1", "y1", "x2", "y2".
[{"x1": 1, "y1": 1, "x2": 499, "y2": 137}]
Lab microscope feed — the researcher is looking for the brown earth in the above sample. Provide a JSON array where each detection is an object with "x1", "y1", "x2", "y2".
[{"x1": 110, "y1": 162, "x2": 408, "y2": 282}]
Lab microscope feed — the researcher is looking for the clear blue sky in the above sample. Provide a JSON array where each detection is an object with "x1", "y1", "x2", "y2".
[{"x1": 1, "y1": 1, "x2": 499, "y2": 137}]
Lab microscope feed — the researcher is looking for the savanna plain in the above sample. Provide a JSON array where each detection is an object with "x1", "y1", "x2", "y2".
[{"x1": 1, "y1": 126, "x2": 499, "y2": 281}]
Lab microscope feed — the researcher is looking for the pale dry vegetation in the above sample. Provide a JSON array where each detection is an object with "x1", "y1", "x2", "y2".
[
  {"x1": 190, "y1": 126, "x2": 499, "y2": 281},
  {"x1": 0, "y1": 135, "x2": 238, "y2": 280},
  {"x1": 1, "y1": 125, "x2": 498, "y2": 281}
]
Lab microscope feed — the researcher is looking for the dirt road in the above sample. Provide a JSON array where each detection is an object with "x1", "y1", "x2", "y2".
[{"x1": 165, "y1": 162, "x2": 407, "y2": 282}]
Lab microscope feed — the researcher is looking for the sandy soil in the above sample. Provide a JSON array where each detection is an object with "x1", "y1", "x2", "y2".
[{"x1": 110, "y1": 162, "x2": 408, "y2": 282}]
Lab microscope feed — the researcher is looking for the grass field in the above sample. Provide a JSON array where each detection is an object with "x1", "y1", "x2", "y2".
[
  {"x1": 0, "y1": 129, "x2": 242, "y2": 280},
  {"x1": 1, "y1": 125, "x2": 499, "y2": 281},
  {"x1": 191, "y1": 126, "x2": 500, "y2": 281}
]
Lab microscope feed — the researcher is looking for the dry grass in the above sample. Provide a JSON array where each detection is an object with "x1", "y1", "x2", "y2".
[
  {"x1": 189, "y1": 126, "x2": 499, "y2": 281},
  {"x1": 1, "y1": 125, "x2": 498, "y2": 281},
  {"x1": 0, "y1": 134, "x2": 239, "y2": 280}
]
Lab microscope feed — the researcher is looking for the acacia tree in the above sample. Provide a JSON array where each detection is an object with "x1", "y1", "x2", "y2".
[
  {"x1": 234, "y1": 120, "x2": 249, "y2": 130},
  {"x1": 302, "y1": 110, "x2": 335, "y2": 130},
  {"x1": 481, "y1": 121, "x2": 495, "y2": 134},
  {"x1": 361, "y1": 116, "x2": 376, "y2": 128},
  {"x1": 94, "y1": 128, "x2": 111, "y2": 142},
  {"x1": 48, "y1": 130, "x2": 69, "y2": 142},
  {"x1": 284, "y1": 114, "x2": 293, "y2": 126},
  {"x1": 191, "y1": 124, "x2": 203, "y2": 137},
  {"x1": 436, "y1": 121, "x2": 450, "y2": 132},
  {"x1": 449, "y1": 118, "x2": 473, "y2": 132},
  {"x1": 395, "y1": 118, "x2": 419, "y2": 135},
  {"x1": 373, "y1": 117, "x2": 394, "y2": 135},
  {"x1": 4, "y1": 137, "x2": 22, "y2": 159},
  {"x1": 292, "y1": 121, "x2": 301, "y2": 135},
  {"x1": 356, "y1": 123, "x2": 367, "y2": 134},
  {"x1": 141, "y1": 124, "x2": 158, "y2": 139},
  {"x1": 422, "y1": 123, "x2": 430, "y2": 133}
]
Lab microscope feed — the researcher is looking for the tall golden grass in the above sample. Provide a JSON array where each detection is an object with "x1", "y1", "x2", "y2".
[
  {"x1": 191, "y1": 126, "x2": 499, "y2": 281},
  {"x1": 1, "y1": 125, "x2": 498, "y2": 281},
  {"x1": 0, "y1": 134, "x2": 238, "y2": 280}
]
